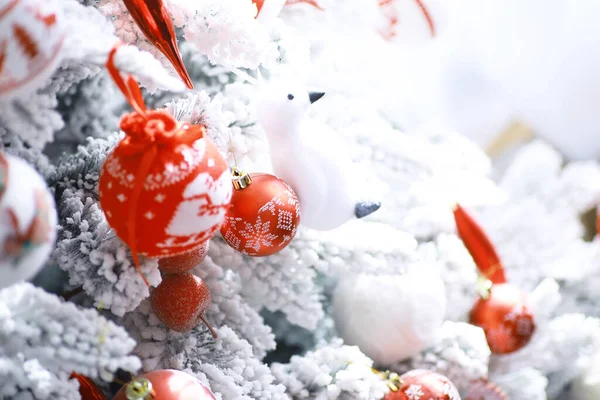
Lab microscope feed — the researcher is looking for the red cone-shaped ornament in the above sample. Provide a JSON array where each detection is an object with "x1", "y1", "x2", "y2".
[
  {"x1": 113, "y1": 369, "x2": 216, "y2": 400},
  {"x1": 70, "y1": 372, "x2": 108, "y2": 400},
  {"x1": 453, "y1": 204, "x2": 506, "y2": 284},
  {"x1": 469, "y1": 283, "x2": 535, "y2": 354},
  {"x1": 122, "y1": 0, "x2": 193, "y2": 89}
]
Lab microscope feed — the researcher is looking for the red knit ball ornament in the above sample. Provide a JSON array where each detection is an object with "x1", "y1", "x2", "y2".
[
  {"x1": 113, "y1": 369, "x2": 216, "y2": 400},
  {"x1": 220, "y1": 171, "x2": 300, "y2": 257},
  {"x1": 469, "y1": 283, "x2": 535, "y2": 354},
  {"x1": 158, "y1": 241, "x2": 209, "y2": 274},
  {"x1": 150, "y1": 273, "x2": 216, "y2": 336},
  {"x1": 384, "y1": 369, "x2": 461, "y2": 400}
]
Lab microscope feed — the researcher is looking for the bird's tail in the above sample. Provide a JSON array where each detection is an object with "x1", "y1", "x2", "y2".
[{"x1": 354, "y1": 201, "x2": 381, "y2": 219}]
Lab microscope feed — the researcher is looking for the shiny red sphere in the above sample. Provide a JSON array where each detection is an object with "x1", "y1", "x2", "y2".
[
  {"x1": 384, "y1": 370, "x2": 460, "y2": 400},
  {"x1": 150, "y1": 273, "x2": 211, "y2": 332},
  {"x1": 469, "y1": 283, "x2": 535, "y2": 354},
  {"x1": 113, "y1": 369, "x2": 216, "y2": 400},
  {"x1": 158, "y1": 241, "x2": 209, "y2": 274},
  {"x1": 220, "y1": 173, "x2": 300, "y2": 257}
]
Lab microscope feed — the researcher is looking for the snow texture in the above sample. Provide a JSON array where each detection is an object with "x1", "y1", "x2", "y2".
[
  {"x1": 271, "y1": 340, "x2": 389, "y2": 400},
  {"x1": 0, "y1": 283, "x2": 140, "y2": 399}
]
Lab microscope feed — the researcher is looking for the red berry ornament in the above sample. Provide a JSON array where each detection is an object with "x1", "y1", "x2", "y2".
[
  {"x1": 113, "y1": 369, "x2": 216, "y2": 400},
  {"x1": 158, "y1": 241, "x2": 209, "y2": 274},
  {"x1": 464, "y1": 379, "x2": 507, "y2": 400},
  {"x1": 220, "y1": 169, "x2": 300, "y2": 257},
  {"x1": 469, "y1": 283, "x2": 535, "y2": 354},
  {"x1": 150, "y1": 273, "x2": 217, "y2": 336},
  {"x1": 0, "y1": 0, "x2": 65, "y2": 100},
  {"x1": 99, "y1": 47, "x2": 231, "y2": 284},
  {"x1": 384, "y1": 369, "x2": 461, "y2": 400}
]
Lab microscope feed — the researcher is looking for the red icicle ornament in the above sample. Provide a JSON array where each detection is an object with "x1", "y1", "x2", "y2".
[
  {"x1": 122, "y1": 0, "x2": 193, "y2": 89},
  {"x1": 453, "y1": 204, "x2": 506, "y2": 284},
  {"x1": 70, "y1": 373, "x2": 108, "y2": 400}
]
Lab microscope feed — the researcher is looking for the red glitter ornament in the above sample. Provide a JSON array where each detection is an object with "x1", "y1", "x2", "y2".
[
  {"x1": 465, "y1": 379, "x2": 507, "y2": 400},
  {"x1": 122, "y1": 0, "x2": 193, "y2": 89},
  {"x1": 150, "y1": 272, "x2": 217, "y2": 336},
  {"x1": 70, "y1": 372, "x2": 107, "y2": 400},
  {"x1": 158, "y1": 241, "x2": 209, "y2": 274},
  {"x1": 469, "y1": 283, "x2": 535, "y2": 354},
  {"x1": 220, "y1": 170, "x2": 300, "y2": 257},
  {"x1": 99, "y1": 46, "x2": 231, "y2": 285},
  {"x1": 384, "y1": 369, "x2": 461, "y2": 400},
  {"x1": 113, "y1": 369, "x2": 216, "y2": 400},
  {"x1": 453, "y1": 204, "x2": 506, "y2": 284}
]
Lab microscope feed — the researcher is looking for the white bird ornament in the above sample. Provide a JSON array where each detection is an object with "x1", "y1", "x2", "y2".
[{"x1": 256, "y1": 79, "x2": 381, "y2": 231}]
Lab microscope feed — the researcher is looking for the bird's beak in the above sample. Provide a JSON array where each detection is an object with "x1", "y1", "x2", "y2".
[{"x1": 309, "y1": 91, "x2": 325, "y2": 104}]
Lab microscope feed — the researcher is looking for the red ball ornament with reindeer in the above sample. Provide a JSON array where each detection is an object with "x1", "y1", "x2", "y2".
[
  {"x1": 384, "y1": 369, "x2": 461, "y2": 400},
  {"x1": 98, "y1": 47, "x2": 231, "y2": 284},
  {"x1": 0, "y1": 152, "x2": 57, "y2": 289},
  {"x1": 220, "y1": 169, "x2": 300, "y2": 256},
  {"x1": 114, "y1": 369, "x2": 216, "y2": 400},
  {"x1": 454, "y1": 204, "x2": 535, "y2": 354},
  {"x1": 0, "y1": 0, "x2": 65, "y2": 99}
]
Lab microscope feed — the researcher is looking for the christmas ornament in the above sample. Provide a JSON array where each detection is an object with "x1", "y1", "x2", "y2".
[
  {"x1": 158, "y1": 241, "x2": 209, "y2": 274},
  {"x1": 113, "y1": 369, "x2": 216, "y2": 400},
  {"x1": 383, "y1": 369, "x2": 461, "y2": 400},
  {"x1": 150, "y1": 272, "x2": 217, "y2": 336},
  {"x1": 464, "y1": 379, "x2": 507, "y2": 400},
  {"x1": 220, "y1": 169, "x2": 300, "y2": 256},
  {"x1": 99, "y1": 46, "x2": 232, "y2": 285},
  {"x1": 70, "y1": 372, "x2": 108, "y2": 400},
  {"x1": 252, "y1": 0, "x2": 322, "y2": 22},
  {"x1": 256, "y1": 78, "x2": 381, "y2": 231},
  {"x1": 453, "y1": 204, "x2": 506, "y2": 284},
  {"x1": 0, "y1": 0, "x2": 65, "y2": 100},
  {"x1": 378, "y1": 0, "x2": 436, "y2": 41},
  {"x1": 122, "y1": 0, "x2": 193, "y2": 89},
  {"x1": 0, "y1": 153, "x2": 57, "y2": 289},
  {"x1": 469, "y1": 283, "x2": 535, "y2": 354},
  {"x1": 332, "y1": 269, "x2": 446, "y2": 365}
]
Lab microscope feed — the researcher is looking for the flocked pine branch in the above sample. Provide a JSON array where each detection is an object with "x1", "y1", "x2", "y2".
[
  {"x1": 0, "y1": 283, "x2": 140, "y2": 399},
  {"x1": 389, "y1": 321, "x2": 490, "y2": 394},
  {"x1": 271, "y1": 339, "x2": 389, "y2": 400},
  {"x1": 123, "y1": 301, "x2": 287, "y2": 399}
]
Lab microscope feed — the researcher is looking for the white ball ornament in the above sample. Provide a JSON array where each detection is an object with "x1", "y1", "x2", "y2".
[
  {"x1": 0, "y1": 153, "x2": 57, "y2": 288},
  {"x1": 0, "y1": 0, "x2": 65, "y2": 100},
  {"x1": 332, "y1": 267, "x2": 446, "y2": 365}
]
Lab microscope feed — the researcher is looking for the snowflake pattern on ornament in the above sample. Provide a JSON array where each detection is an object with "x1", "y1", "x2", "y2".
[
  {"x1": 239, "y1": 217, "x2": 278, "y2": 253},
  {"x1": 404, "y1": 384, "x2": 425, "y2": 400}
]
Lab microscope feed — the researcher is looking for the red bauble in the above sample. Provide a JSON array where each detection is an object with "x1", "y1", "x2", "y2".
[
  {"x1": 0, "y1": 0, "x2": 65, "y2": 100},
  {"x1": 220, "y1": 171, "x2": 300, "y2": 257},
  {"x1": 469, "y1": 283, "x2": 535, "y2": 354},
  {"x1": 122, "y1": 0, "x2": 193, "y2": 89},
  {"x1": 158, "y1": 241, "x2": 209, "y2": 274},
  {"x1": 384, "y1": 369, "x2": 461, "y2": 400},
  {"x1": 150, "y1": 273, "x2": 216, "y2": 336},
  {"x1": 464, "y1": 379, "x2": 507, "y2": 400},
  {"x1": 70, "y1": 372, "x2": 108, "y2": 400},
  {"x1": 113, "y1": 369, "x2": 216, "y2": 400}
]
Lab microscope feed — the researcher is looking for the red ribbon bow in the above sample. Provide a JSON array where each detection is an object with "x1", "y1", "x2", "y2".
[{"x1": 105, "y1": 44, "x2": 204, "y2": 286}]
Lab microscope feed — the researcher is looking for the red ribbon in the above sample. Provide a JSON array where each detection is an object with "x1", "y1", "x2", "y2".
[
  {"x1": 105, "y1": 44, "x2": 205, "y2": 286},
  {"x1": 453, "y1": 204, "x2": 506, "y2": 284}
]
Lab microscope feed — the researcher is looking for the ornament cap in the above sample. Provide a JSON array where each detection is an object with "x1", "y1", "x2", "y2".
[
  {"x1": 125, "y1": 378, "x2": 154, "y2": 400},
  {"x1": 476, "y1": 275, "x2": 493, "y2": 300},
  {"x1": 231, "y1": 167, "x2": 252, "y2": 190}
]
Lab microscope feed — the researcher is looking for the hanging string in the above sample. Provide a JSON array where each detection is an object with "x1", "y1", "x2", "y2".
[{"x1": 105, "y1": 43, "x2": 206, "y2": 287}]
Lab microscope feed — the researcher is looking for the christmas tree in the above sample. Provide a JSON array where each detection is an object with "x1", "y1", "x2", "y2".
[{"x1": 1, "y1": 0, "x2": 600, "y2": 399}]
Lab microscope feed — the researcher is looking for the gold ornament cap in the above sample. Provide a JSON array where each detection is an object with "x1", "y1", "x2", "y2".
[
  {"x1": 125, "y1": 378, "x2": 154, "y2": 400},
  {"x1": 231, "y1": 167, "x2": 252, "y2": 190},
  {"x1": 476, "y1": 275, "x2": 493, "y2": 300}
]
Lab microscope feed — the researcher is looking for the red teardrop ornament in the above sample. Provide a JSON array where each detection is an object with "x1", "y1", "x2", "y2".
[
  {"x1": 453, "y1": 204, "x2": 506, "y2": 284},
  {"x1": 122, "y1": 0, "x2": 193, "y2": 89}
]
